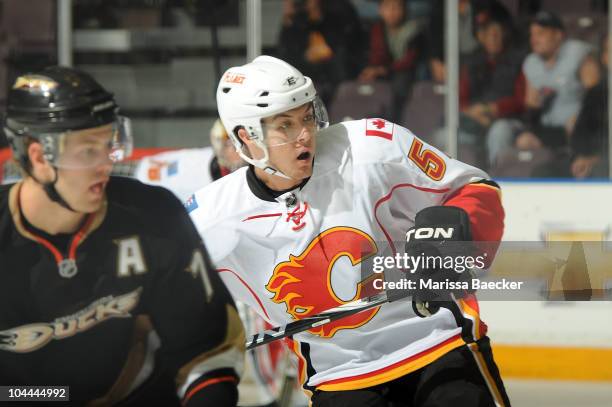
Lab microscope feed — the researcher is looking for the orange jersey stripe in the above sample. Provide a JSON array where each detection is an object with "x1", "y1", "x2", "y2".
[
  {"x1": 457, "y1": 294, "x2": 485, "y2": 340},
  {"x1": 182, "y1": 375, "x2": 237, "y2": 406},
  {"x1": 316, "y1": 334, "x2": 465, "y2": 391},
  {"x1": 444, "y1": 182, "x2": 504, "y2": 243}
]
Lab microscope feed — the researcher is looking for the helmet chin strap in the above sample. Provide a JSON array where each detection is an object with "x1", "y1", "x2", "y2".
[
  {"x1": 43, "y1": 182, "x2": 77, "y2": 212},
  {"x1": 238, "y1": 139, "x2": 294, "y2": 180},
  {"x1": 262, "y1": 165, "x2": 292, "y2": 180},
  {"x1": 31, "y1": 166, "x2": 77, "y2": 212}
]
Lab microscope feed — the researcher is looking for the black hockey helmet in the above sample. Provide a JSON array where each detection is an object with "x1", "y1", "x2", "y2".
[
  {"x1": 6, "y1": 66, "x2": 117, "y2": 134},
  {"x1": 4, "y1": 66, "x2": 132, "y2": 170},
  {"x1": 3, "y1": 66, "x2": 133, "y2": 212}
]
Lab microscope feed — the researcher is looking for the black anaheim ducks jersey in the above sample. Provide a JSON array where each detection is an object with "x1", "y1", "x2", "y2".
[{"x1": 0, "y1": 177, "x2": 244, "y2": 405}]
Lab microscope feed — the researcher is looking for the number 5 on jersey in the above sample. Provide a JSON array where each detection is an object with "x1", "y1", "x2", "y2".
[{"x1": 408, "y1": 139, "x2": 446, "y2": 181}]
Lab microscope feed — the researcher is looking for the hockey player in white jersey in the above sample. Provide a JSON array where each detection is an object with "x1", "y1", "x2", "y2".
[
  {"x1": 189, "y1": 56, "x2": 510, "y2": 407},
  {"x1": 135, "y1": 119, "x2": 246, "y2": 202}
]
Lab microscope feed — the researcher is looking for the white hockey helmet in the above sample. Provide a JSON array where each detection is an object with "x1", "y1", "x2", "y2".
[{"x1": 216, "y1": 55, "x2": 328, "y2": 178}]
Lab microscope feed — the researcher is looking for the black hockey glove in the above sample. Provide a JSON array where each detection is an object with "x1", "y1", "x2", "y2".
[{"x1": 405, "y1": 206, "x2": 474, "y2": 317}]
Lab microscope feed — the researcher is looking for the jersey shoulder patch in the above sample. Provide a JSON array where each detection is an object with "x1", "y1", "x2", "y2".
[
  {"x1": 338, "y1": 118, "x2": 411, "y2": 166},
  {"x1": 185, "y1": 194, "x2": 199, "y2": 213},
  {"x1": 364, "y1": 118, "x2": 394, "y2": 141}
]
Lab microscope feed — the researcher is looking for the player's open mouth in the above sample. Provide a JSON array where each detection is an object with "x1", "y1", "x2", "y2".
[
  {"x1": 297, "y1": 152, "x2": 310, "y2": 161},
  {"x1": 89, "y1": 181, "x2": 107, "y2": 196}
]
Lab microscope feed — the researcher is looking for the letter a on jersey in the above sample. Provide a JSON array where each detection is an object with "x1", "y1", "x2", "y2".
[
  {"x1": 266, "y1": 227, "x2": 380, "y2": 338},
  {"x1": 115, "y1": 236, "x2": 147, "y2": 277}
]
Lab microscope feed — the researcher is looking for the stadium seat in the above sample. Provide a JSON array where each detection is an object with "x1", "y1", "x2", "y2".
[
  {"x1": 399, "y1": 81, "x2": 444, "y2": 145},
  {"x1": 562, "y1": 13, "x2": 608, "y2": 45},
  {"x1": 540, "y1": 0, "x2": 593, "y2": 15},
  {"x1": 329, "y1": 80, "x2": 393, "y2": 122},
  {"x1": 2, "y1": 0, "x2": 55, "y2": 52},
  {"x1": 490, "y1": 147, "x2": 555, "y2": 178}
]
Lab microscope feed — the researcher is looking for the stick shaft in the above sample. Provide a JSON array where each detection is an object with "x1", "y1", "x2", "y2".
[{"x1": 246, "y1": 293, "x2": 390, "y2": 350}]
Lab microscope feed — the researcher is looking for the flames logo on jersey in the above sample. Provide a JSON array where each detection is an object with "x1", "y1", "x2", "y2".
[{"x1": 266, "y1": 227, "x2": 379, "y2": 338}]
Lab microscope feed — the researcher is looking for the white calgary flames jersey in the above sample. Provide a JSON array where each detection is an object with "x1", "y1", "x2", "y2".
[
  {"x1": 189, "y1": 119, "x2": 496, "y2": 392},
  {"x1": 135, "y1": 147, "x2": 216, "y2": 203}
]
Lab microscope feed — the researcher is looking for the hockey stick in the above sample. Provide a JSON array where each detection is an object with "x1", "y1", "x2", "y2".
[{"x1": 246, "y1": 291, "x2": 403, "y2": 350}]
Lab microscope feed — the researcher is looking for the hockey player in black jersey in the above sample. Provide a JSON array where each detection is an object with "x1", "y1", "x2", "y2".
[{"x1": 0, "y1": 66, "x2": 245, "y2": 406}]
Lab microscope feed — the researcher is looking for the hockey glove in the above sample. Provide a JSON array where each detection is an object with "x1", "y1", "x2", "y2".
[{"x1": 405, "y1": 206, "x2": 474, "y2": 317}]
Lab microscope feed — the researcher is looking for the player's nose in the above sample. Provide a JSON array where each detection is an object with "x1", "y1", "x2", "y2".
[
  {"x1": 295, "y1": 126, "x2": 314, "y2": 146},
  {"x1": 96, "y1": 156, "x2": 114, "y2": 175}
]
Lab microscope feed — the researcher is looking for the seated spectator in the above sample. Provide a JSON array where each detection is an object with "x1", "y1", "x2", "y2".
[
  {"x1": 277, "y1": 0, "x2": 365, "y2": 104},
  {"x1": 358, "y1": 0, "x2": 426, "y2": 120},
  {"x1": 487, "y1": 11, "x2": 600, "y2": 167},
  {"x1": 457, "y1": 14, "x2": 526, "y2": 167},
  {"x1": 427, "y1": 0, "x2": 514, "y2": 83},
  {"x1": 569, "y1": 34, "x2": 609, "y2": 178}
]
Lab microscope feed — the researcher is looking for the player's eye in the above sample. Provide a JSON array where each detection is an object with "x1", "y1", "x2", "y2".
[
  {"x1": 77, "y1": 144, "x2": 108, "y2": 160},
  {"x1": 303, "y1": 114, "x2": 315, "y2": 123},
  {"x1": 277, "y1": 121, "x2": 295, "y2": 132},
  {"x1": 79, "y1": 147, "x2": 96, "y2": 157}
]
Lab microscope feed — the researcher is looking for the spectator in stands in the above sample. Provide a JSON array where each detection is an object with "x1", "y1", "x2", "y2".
[
  {"x1": 487, "y1": 11, "x2": 600, "y2": 168},
  {"x1": 456, "y1": 14, "x2": 526, "y2": 167},
  {"x1": 277, "y1": 0, "x2": 365, "y2": 104},
  {"x1": 357, "y1": 0, "x2": 426, "y2": 121},
  {"x1": 427, "y1": 0, "x2": 514, "y2": 83},
  {"x1": 569, "y1": 34, "x2": 609, "y2": 178}
]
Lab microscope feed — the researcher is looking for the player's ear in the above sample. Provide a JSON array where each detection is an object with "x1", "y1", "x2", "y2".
[
  {"x1": 236, "y1": 127, "x2": 251, "y2": 145},
  {"x1": 27, "y1": 142, "x2": 54, "y2": 180},
  {"x1": 28, "y1": 142, "x2": 48, "y2": 171},
  {"x1": 27, "y1": 141, "x2": 44, "y2": 165},
  {"x1": 236, "y1": 127, "x2": 265, "y2": 160}
]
